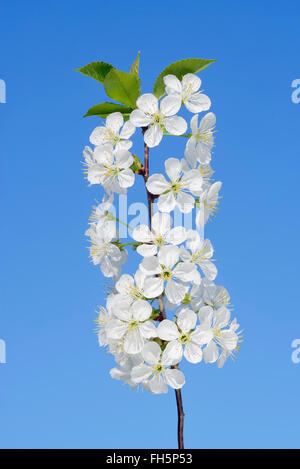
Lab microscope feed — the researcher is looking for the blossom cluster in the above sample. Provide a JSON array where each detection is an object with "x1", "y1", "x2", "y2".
[{"x1": 83, "y1": 73, "x2": 242, "y2": 394}]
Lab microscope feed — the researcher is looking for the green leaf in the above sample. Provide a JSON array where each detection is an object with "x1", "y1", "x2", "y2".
[
  {"x1": 130, "y1": 51, "x2": 140, "y2": 76},
  {"x1": 153, "y1": 58, "x2": 216, "y2": 99},
  {"x1": 130, "y1": 154, "x2": 144, "y2": 174},
  {"x1": 75, "y1": 61, "x2": 113, "y2": 84},
  {"x1": 84, "y1": 102, "x2": 133, "y2": 118},
  {"x1": 104, "y1": 68, "x2": 140, "y2": 107}
]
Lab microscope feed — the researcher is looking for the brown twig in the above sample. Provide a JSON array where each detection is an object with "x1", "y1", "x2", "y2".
[{"x1": 141, "y1": 128, "x2": 185, "y2": 450}]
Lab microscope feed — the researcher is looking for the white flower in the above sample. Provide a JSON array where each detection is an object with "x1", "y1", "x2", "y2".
[
  {"x1": 110, "y1": 353, "x2": 143, "y2": 387},
  {"x1": 85, "y1": 221, "x2": 125, "y2": 278},
  {"x1": 88, "y1": 192, "x2": 115, "y2": 225},
  {"x1": 185, "y1": 113, "x2": 216, "y2": 164},
  {"x1": 90, "y1": 112, "x2": 136, "y2": 150},
  {"x1": 180, "y1": 230, "x2": 217, "y2": 281},
  {"x1": 132, "y1": 212, "x2": 186, "y2": 257},
  {"x1": 198, "y1": 305, "x2": 238, "y2": 364},
  {"x1": 146, "y1": 158, "x2": 202, "y2": 213},
  {"x1": 90, "y1": 146, "x2": 135, "y2": 192},
  {"x1": 157, "y1": 308, "x2": 209, "y2": 364},
  {"x1": 115, "y1": 269, "x2": 163, "y2": 301},
  {"x1": 163, "y1": 73, "x2": 211, "y2": 113},
  {"x1": 131, "y1": 341, "x2": 185, "y2": 394},
  {"x1": 202, "y1": 282, "x2": 230, "y2": 309},
  {"x1": 106, "y1": 299, "x2": 157, "y2": 354},
  {"x1": 140, "y1": 245, "x2": 196, "y2": 304},
  {"x1": 196, "y1": 181, "x2": 222, "y2": 225},
  {"x1": 130, "y1": 93, "x2": 187, "y2": 147}
]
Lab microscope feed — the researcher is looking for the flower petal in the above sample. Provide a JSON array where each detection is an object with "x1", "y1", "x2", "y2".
[
  {"x1": 144, "y1": 124, "x2": 163, "y2": 147},
  {"x1": 106, "y1": 112, "x2": 123, "y2": 132},
  {"x1": 160, "y1": 95, "x2": 181, "y2": 116},
  {"x1": 130, "y1": 109, "x2": 152, "y2": 127},
  {"x1": 131, "y1": 299, "x2": 152, "y2": 321},
  {"x1": 184, "y1": 342, "x2": 203, "y2": 363},
  {"x1": 163, "y1": 74, "x2": 182, "y2": 94},
  {"x1": 146, "y1": 173, "x2": 169, "y2": 195},
  {"x1": 152, "y1": 212, "x2": 172, "y2": 237},
  {"x1": 162, "y1": 341, "x2": 183, "y2": 365},
  {"x1": 164, "y1": 157, "x2": 182, "y2": 181},
  {"x1": 142, "y1": 341, "x2": 161, "y2": 365},
  {"x1": 157, "y1": 320, "x2": 180, "y2": 341},
  {"x1": 164, "y1": 116, "x2": 187, "y2": 135},
  {"x1": 143, "y1": 276, "x2": 164, "y2": 299},
  {"x1": 124, "y1": 328, "x2": 144, "y2": 354},
  {"x1": 185, "y1": 93, "x2": 211, "y2": 113},
  {"x1": 137, "y1": 93, "x2": 158, "y2": 114},
  {"x1": 165, "y1": 368, "x2": 185, "y2": 389}
]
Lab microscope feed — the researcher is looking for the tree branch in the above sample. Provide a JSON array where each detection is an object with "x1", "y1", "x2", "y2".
[{"x1": 141, "y1": 128, "x2": 185, "y2": 450}]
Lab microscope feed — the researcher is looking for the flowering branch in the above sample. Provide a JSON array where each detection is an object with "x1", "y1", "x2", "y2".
[{"x1": 78, "y1": 53, "x2": 243, "y2": 450}]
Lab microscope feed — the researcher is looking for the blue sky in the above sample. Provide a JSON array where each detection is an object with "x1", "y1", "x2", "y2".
[{"x1": 1, "y1": 0, "x2": 300, "y2": 449}]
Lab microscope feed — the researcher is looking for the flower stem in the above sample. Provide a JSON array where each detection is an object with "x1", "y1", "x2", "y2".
[{"x1": 141, "y1": 128, "x2": 185, "y2": 450}]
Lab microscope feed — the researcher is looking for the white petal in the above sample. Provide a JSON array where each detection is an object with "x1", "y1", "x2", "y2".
[
  {"x1": 116, "y1": 274, "x2": 134, "y2": 295},
  {"x1": 142, "y1": 341, "x2": 161, "y2": 365},
  {"x1": 163, "y1": 74, "x2": 182, "y2": 94},
  {"x1": 175, "y1": 192, "x2": 195, "y2": 213},
  {"x1": 149, "y1": 374, "x2": 168, "y2": 394},
  {"x1": 137, "y1": 93, "x2": 158, "y2": 114},
  {"x1": 190, "y1": 114, "x2": 199, "y2": 134},
  {"x1": 118, "y1": 169, "x2": 135, "y2": 188},
  {"x1": 182, "y1": 73, "x2": 201, "y2": 94},
  {"x1": 144, "y1": 124, "x2": 163, "y2": 148},
  {"x1": 106, "y1": 319, "x2": 128, "y2": 339},
  {"x1": 146, "y1": 174, "x2": 169, "y2": 195},
  {"x1": 164, "y1": 116, "x2": 187, "y2": 135},
  {"x1": 184, "y1": 342, "x2": 203, "y2": 363},
  {"x1": 143, "y1": 277, "x2": 164, "y2": 299},
  {"x1": 162, "y1": 341, "x2": 183, "y2": 365},
  {"x1": 132, "y1": 225, "x2": 154, "y2": 243},
  {"x1": 200, "y1": 260, "x2": 217, "y2": 281},
  {"x1": 124, "y1": 329, "x2": 144, "y2": 354},
  {"x1": 185, "y1": 93, "x2": 211, "y2": 113},
  {"x1": 158, "y1": 245, "x2": 179, "y2": 268},
  {"x1": 165, "y1": 368, "x2": 185, "y2": 389},
  {"x1": 139, "y1": 321, "x2": 157, "y2": 339},
  {"x1": 157, "y1": 320, "x2": 180, "y2": 341},
  {"x1": 176, "y1": 309, "x2": 197, "y2": 333},
  {"x1": 89, "y1": 126, "x2": 106, "y2": 146},
  {"x1": 182, "y1": 169, "x2": 203, "y2": 193},
  {"x1": 203, "y1": 340, "x2": 219, "y2": 363},
  {"x1": 199, "y1": 112, "x2": 216, "y2": 131},
  {"x1": 106, "y1": 112, "x2": 123, "y2": 132},
  {"x1": 130, "y1": 109, "x2": 151, "y2": 127},
  {"x1": 198, "y1": 306, "x2": 214, "y2": 325},
  {"x1": 160, "y1": 95, "x2": 181, "y2": 116},
  {"x1": 137, "y1": 244, "x2": 157, "y2": 257},
  {"x1": 157, "y1": 192, "x2": 176, "y2": 213},
  {"x1": 131, "y1": 364, "x2": 152, "y2": 383},
  {"x1": 152, "y1": 212, "x2": 172, "y2": 237},
  {"x1": 115, "y1": 150, "x2": 133, "y2": 169},
  {"x1": 165, "y1": 279, "x2": 187, "y2": 304},
  {"x1": 164, "y1": 226, "x2": 186, "y2": 245},
  {"x1": 120, "y1": 120, "x2": 136, "y2": 139},
  {"x1": 131, "y1": 299, "x2": 152, "y2": 321},
  {"x1": 141, "y1": 256, "x2": 160, "y2": 275},
  {"x1": 213, "y1": 306, "x2": 231, "y2": 329},
  {"x1": 164, "y1": 157, "x2": 182, "y2": 181},
  {"x1": 173, "y1": 262, "x2": 196, "y2": 282},
  {"x1": 219, "y1": 331, "x2": 238, "y2": 351},
  {"x1": 112, "y1": 301, "x2": 132, "y2": 321}
]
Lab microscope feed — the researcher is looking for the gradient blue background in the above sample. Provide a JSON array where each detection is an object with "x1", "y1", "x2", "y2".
[{"x1": 1, "y1": 0, "x2": 300, "y2": 449}]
